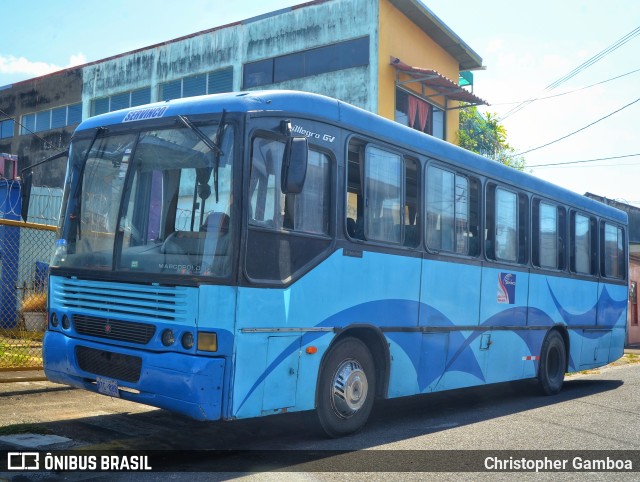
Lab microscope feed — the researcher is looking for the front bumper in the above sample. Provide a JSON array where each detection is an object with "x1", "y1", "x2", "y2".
[{"x1": 43, "y1": 330, "x2": 225, "y2": 421}]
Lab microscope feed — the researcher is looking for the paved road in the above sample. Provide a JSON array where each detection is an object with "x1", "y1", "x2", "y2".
[{"x1": 1, "y1": 363, "x2": 639, "y2": 480}]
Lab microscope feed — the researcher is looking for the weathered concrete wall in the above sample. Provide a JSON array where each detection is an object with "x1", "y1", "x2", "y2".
[
  {"x1": 82, "y1": 0, "x2": 377, "y2": 112},
  {"x1": 242, "y1": 0, "x2": 376, "y2": 111},
  {"x1": 0, "y1": 69, "x2": 81, "y2": 187}
]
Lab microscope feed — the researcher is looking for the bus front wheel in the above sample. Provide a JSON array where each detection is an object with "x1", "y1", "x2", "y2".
[
  {"x1": 315, "y1": 337, "x2": 376, "y2": 437},
  {"x1": 538, "y1": 330, "x2": 566, "y2": 395}
]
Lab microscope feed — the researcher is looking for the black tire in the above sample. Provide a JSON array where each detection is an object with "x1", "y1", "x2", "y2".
[
  {"x1": 538, "y1": 330, "x2": 566, "y2": 395},
  {"x1": 315, "y1": 337, "x2": 376, "y2": 438}
]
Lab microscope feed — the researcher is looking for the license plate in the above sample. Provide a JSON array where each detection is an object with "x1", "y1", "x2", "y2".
[{"x1": 96, "y1": 376, "x2": 120, "y2": 398}]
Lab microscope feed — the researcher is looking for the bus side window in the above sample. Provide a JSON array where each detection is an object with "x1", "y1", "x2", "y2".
[
  {"x1": 532, "y1": 200, "x2": 566, "y2": 270},
  {"x1": 571, "y1": 212, "x2": 598, "y2": 275},
  {"x1": 249, "y1": 137, "x2": 284, "y2": 228},
  {"x1": 346, "y1": 140, "x2": 365, "y2": 240},
  {"x1": 364, "y1": 145, "x2": 402, "y2": 244},
  {"x1": 403, "y1": 158, "x2": 419, "y2": 247},
  {"x1": 485, "y1": 183, "x2": 527, "y2": 264},
  {"x1": 426, "y1": 165, "x2": 478, "y2": 255},
  {"x1": 246, "y1": 133, "x2": 332, "y2": 283},
  {"x1": 602, "y1": 222, "x2": 625, "y2": 279}
]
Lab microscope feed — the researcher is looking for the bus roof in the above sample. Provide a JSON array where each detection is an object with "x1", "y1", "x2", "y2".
[{"x1": 76, "y1": 90, "x2": 627, "y2": 225}]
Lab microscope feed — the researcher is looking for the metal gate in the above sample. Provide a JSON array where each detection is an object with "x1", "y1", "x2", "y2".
[
  {"x1": 0, "y1": 178, "x2": 62, "y2": 373},
  {"x1": 0, "y1": 218, "x2": 57, "y2": 370}
]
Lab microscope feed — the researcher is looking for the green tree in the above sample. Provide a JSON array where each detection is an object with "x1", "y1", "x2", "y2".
[{"x1": 458, "y1": 105, "x2": 526, "y2": 170}]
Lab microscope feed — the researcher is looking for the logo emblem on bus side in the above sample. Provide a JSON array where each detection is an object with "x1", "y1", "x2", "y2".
[{"x1": 497, "y1": 272, "x2": 517, "y2": 305}]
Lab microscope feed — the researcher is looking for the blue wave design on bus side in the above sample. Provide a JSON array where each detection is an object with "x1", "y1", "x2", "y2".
[
  {"x1": 546, "y1": 280, "x2": 627, "y2": 328},
  {"x1": 235, "y1": 281, "x2": 626, "y2": 411}
]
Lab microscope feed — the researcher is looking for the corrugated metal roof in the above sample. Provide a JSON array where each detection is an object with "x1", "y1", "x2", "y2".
[{"x1": 391, "y1": 58, "x2": 488, "y2": 106}]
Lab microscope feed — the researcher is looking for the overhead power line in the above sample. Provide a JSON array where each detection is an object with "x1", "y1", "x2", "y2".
[
  {"x1": 529, "y1": 153, "x2": 640, "y2": 168},
  {"x1": 514, "y1": 97, "x2": 640, "y2": 157},
  {"x1": 501, "y1": 25, "x2": 640, "y2": 120},
  {"x1": 490, "y1": 66, "x2": 640, "y2": 106}
]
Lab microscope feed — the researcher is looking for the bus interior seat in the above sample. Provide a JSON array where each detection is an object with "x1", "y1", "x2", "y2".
[
  {"x1": 201, "y1": 212, "x2": 230, "y2": 234},
  {"x1": 347, "y1": 218, "x2": 356, "y2": 238}
]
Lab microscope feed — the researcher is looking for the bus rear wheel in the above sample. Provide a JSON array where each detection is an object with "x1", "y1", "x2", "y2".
[
  {"x1": 316, "y1": 337, "x2": 376, "y2": 438},
  {"x1": 538, "y1": 330, "x2": 566, "y2": 395}
]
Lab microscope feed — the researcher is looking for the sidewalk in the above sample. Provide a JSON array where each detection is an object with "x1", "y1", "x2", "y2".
[
  {"x1": 626, "y1": 344, "x2": 640, "y2": 355},
  {"x1": 0, "y1": 369, "x2": 46, "y2": 383}
]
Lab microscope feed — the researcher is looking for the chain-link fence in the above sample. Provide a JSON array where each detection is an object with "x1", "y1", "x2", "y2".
[{"x1": 0, "y1": 180, "x2": 60, "y2": 370}]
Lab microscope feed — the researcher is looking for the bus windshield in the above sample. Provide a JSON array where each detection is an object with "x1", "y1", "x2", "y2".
[{"x1": 53, "y1": 121, "x2": 235, "y2": 278}]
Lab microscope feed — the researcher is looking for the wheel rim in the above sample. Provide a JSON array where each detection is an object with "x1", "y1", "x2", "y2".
[{"x1": 330, "y1": 358, "x2": 369, "y2": 419}]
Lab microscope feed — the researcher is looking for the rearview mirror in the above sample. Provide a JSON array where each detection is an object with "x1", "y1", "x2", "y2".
[{"x1": 281, "y1": 136, "x2": 308, "y2": 194}]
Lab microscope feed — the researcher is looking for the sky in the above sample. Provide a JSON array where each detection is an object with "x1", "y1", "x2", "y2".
[{"x1": 1, "y1": 0, "x2": 639, "y2": 205}]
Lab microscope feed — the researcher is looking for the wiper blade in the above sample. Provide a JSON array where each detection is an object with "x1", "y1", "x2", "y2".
[
  {"x1": 178, "y1": 111, "x2": 226, "y2": 203},
  {"x1": 177, "y1": 115, "x2": 223, "y2": 156}
]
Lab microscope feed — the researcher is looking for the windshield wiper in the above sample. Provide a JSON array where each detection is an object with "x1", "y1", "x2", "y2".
[{"x1": 178, "y1": 111, "x2": 226, "y2": 203}]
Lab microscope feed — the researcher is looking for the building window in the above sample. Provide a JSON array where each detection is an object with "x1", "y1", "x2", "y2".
[
  {"x1": 395, "y1": 88, "x2": 445, "y2": 140},
  {"x1": 160, "y1": 68, "x2": 233, "y2": 102},
  {"x1": 21, "y1": 103, "x2": 83, "y2": 134},
  {"x1": 0, "y1": 118, "x2": 14, "y2": 139},
  {"x1": 92, "y1": 87, "x2": 152, "y2": 116},
  {"x1": 243, "y1": 36, "x2": 370, "y2": 89}
]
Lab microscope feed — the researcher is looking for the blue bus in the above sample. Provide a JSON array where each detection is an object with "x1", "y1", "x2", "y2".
[{"x1": 41, "y1": 91, "x2": 628, "y2": 437}]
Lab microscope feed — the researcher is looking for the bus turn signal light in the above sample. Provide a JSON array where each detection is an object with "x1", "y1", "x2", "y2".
[
  {"x1": 306, "y1": 346, "x2": 318, "y2": 355},
  {"x1": 197, "y1": 332, "x2": 218, "y2": 352}
]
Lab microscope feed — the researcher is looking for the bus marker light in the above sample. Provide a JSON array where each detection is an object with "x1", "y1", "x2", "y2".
[
  {"x1": 197, "y1": 332, "x2": 217, "y2": 352},
  {"x1": 182, "y1": 332, "x2": 195, "y2": 349},
  {"x1": 306, "y1": 346, "x2": 318, "y2": 355},
  {"x1": 161, "y1": 329, "x2": 175, "y2": 346}
]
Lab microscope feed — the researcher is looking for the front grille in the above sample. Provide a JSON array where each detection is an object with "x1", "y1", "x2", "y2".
[
  {"x1": 51, "y1": 278, "x2": 196, "y2": 324},
  {"x1": 76, "y1": 346, "x2": 142, "y2": 383},
  {"x1": 74, "y1": 315, "x2": 156, "y2": 345}
]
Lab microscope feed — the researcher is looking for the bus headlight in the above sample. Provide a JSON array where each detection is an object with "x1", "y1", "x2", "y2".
[
  {"x1": 62, "y1": 315, "x2": 71, "y2": 330},
  {"x1": 50, "y1": 312, "x2": 59, "y2": 327},
  {"x1": 161, "y1": 329, "x2": 175, "y2": 346},
  {"x1": 181, "y1": 332, "x2": 194, "y2": 350},
  {"x1": 197, "y1": 332, "x2": 217, "y2": 352}
]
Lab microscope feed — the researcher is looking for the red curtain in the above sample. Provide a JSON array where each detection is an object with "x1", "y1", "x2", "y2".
[
  {"x1": 407, "y1": 95, "x2": 430, "y2": 132},
  {"x1": 408, "y1": 95, "x2": 418, "y2": 128},
  {"x1": 417, "y1": 98, "x2": 430, "y2": 132}
]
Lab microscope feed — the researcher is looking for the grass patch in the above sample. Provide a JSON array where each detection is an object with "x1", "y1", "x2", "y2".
[{"x1": 0, "y1": 423, "x2": 53, "y2": 436}]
